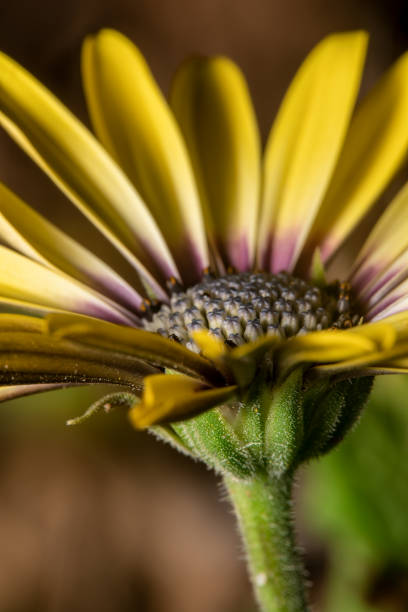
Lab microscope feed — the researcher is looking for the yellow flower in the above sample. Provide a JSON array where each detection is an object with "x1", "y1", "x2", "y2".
[{"x1": 1, "y1": 29, "x2": 408, "y2": 429}]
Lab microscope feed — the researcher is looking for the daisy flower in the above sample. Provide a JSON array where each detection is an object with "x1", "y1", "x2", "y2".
[{"x1": 1, "y1": 28, "x2": 408, "y2": 611}]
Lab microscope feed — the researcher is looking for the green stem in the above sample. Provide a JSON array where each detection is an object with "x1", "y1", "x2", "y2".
[{"x1": 225, "y1": 471, "x2": 309, "y2": 612}]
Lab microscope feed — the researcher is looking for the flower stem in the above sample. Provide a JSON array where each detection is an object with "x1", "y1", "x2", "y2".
[{"x1": 224, "y1": 471, "x2": 309, "y2": 612}]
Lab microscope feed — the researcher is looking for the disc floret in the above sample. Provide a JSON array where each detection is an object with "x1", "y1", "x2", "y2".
[{"x1": 143, "y1": 272, "x2": 361, "y2": 352}]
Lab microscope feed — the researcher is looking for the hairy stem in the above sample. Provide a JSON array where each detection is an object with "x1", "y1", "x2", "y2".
[{"x1": 225, "y1": 471, "x2": 309, "y2": 612}]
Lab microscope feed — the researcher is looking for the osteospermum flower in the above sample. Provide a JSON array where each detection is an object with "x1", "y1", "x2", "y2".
[
  {"x1": 1, "y1": 28, "x2": 408, "y2": 421},
  {"x1": 2, "y1": 28, "x2": 408, "y2": 611}
]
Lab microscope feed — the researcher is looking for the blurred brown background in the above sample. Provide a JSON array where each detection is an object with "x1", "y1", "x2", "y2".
[{"x1": 1, "y1": 1, "x2": 408, "y2": 610}]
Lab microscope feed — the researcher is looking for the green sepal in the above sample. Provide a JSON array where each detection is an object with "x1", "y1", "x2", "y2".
[
  {"x1": 264, "y1": 368, "x2": 304, "y2": 477},
  {"x1": 174, "y1": 406, "x2": 256, "y2": 479},
  {"x1": 320, "y1": 376, "x2": 373, "y2": 455},
  {"x1": 233, "y1": 374, "x2": 268, "y2": 469},
  {"x1": 150, "y1": 424, "x2": 196, "y2": 458},
  {"x1": 167, "y1": 368, "x2": 374, "y2": 481},
  {"x1": 299, "y1": 376, "x2": 374, "y2": 462},
  {"x1": 298, "y1": 383, "x2": 346, "y2": 462}
]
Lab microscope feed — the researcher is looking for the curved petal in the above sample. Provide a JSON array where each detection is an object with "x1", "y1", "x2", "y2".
[
  {"x1": 0, "y1": 182, "x2": 143, "y2": 312},
  {"x1": 129, "y1": 373, "x2": 237, "y2": 428},
  {"x1": 170, "y1": 56, "x2": 261, "y2": 271},
  {"x1": 278, "y1": 315, "x2": 408, "y2": 376},
  {"x1": 46, "y1": 312, "x2": 224, "y2": 385},
  {"x1": 0, "y1": 246, "x2": 137, "y2": 325},
  {"x1": 368, "y1": 279, "x2": 408, "y2": 320},
  {"x1": 312, "y1": 342, "x2": 408, "y2": 376},
  {"x1": 0, "y1": 356, "x2": 140, "y2": 387},
  {"x1": 257, "y1": 31, "x2": 367, "y2": 273},
  {"x1": 369, "y1": 311, "x2": 408, "y2": 336},
  {"x1": 311, "y1": 52, "x2": 408, "y2": 262},
  {"x1": 277, "y1": 326, "x2": 379, "y2": 374},
  {"x1": 82, "y1": 29, "x2": 209, "y2": 284},
  {"x1": 0, "y1": 383, "x2": 73, "y2": 402},
  {"x1": 0, "y1": 50, "x2": 177, "y2": 298},
  {"x1": 350, "y1": 181, "x2": 408, "y2": 304},
  {"x1": 0, "y1": 326, "x2": 158, "y2": 389},
  {"x1": 359, "y1": 249, "x2": 408, "y2": 311}
]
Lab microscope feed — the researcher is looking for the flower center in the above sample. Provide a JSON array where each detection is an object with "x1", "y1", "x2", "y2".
[{"x1": 142, "y1": 272, "x2": 361, "y2": 352}]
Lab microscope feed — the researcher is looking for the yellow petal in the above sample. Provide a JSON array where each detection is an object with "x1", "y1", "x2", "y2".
[
  {"x1": 312, "y1": 52, "x2": 408, "y2": 262},
  {"x1": 170, "y1": 56, "x2": 260, "y2": 271},
  {"x1": 258, "y1": 31, "x2": 367, "y2": 272},
  {"x1": 192, "y1": 329, "x2": 227, "y2": 362},
  {"x1": 0, "y1": 328, "x2": 158, "y2": 378},
  {"x1": 281, "y1": 316, "x2": 408, "y2": 376},
  {"x1": 0, "y1": 353, "x2": 142, "y2": 388},
  {"x1": 310, "y1": 315, "x2": 408, "y2": 374},
  {"x1": 0, "y1": 246, "x2": 135, "y2": 325},
  {"x1": 344, "y1": 319, "x2": 398, "y2": 350},
  {"x1": 312, "y1": 343, "x2": 408, "y2": 376},
  {"x1": 82, "y1": 29, "x2": 209, "y2": 284},
  {"x1": 0, "y1": 329, "x2": 157, "y2": 388},
  {"x1": 129, "y1": 373, "x2": 237, "y2": 428},
  {"x1": 277, "y1": 327, "x2": 376, "y2": 373},
  {"x1": 365, "y1": 312, "x2": 408, "y2": 348},
  {"x1": 47, "y1": 312, "x2": 223, "y2": 384},
  {"x1": 0, "y1": 182, "x2": 143, "y2": 312},
  {"x1": 0, "y1": 50, "x2": 177, "y2": 298},
  {"x1": 191, "y1": 330, "x2": 280, "y2": 387},
  {"x1": 191, "y1": 329, "x2": 233, "y2": 381}
]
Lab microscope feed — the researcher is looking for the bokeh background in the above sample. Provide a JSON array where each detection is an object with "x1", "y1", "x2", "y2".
[{"x1": 1, "y1": 1, "x2": 408, "y2": 610}]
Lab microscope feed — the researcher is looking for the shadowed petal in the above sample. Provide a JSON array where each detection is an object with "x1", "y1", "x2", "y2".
[
  {"x1": 170, "y1": 56, "x2": 260, "y2": 271},
  {"x1": 82, "y1": 29, "x2": 209, "y2": 284},
  {"x1": 258, "y1": 31, "x2": 367, "y2": 273},
  {"x1": 0, "y1": 325, "x2": 158, "y2": 389},
  {"x1": 47, "y1": 313, "x2": 224, "y2": 385}
]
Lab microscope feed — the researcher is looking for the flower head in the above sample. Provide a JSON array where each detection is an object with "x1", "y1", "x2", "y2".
[{"x1": 1, "y1": 30, "x2": 408, "y2": 463}]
